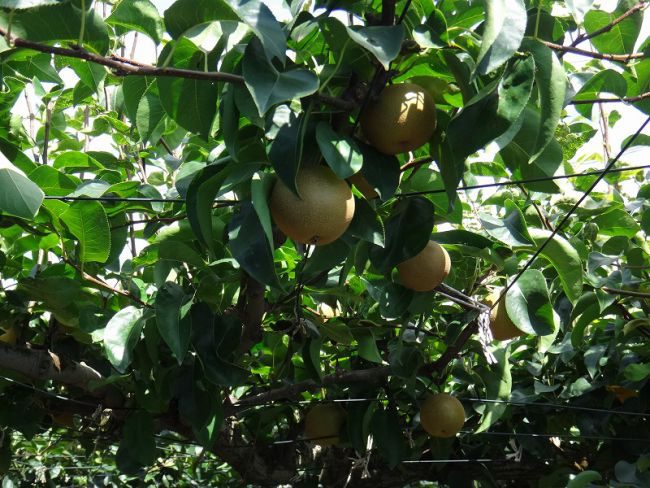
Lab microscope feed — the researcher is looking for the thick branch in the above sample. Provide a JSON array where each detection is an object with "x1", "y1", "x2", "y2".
[
  {"x1": 0, "y1": 342, "x2": 107, "y2": 396},
  {"x1": 571, "y1": 2, "x2": 647, "y2": 47},
  {"x1": 542, "y1": 41, "x2": 645, "y2": 62}
]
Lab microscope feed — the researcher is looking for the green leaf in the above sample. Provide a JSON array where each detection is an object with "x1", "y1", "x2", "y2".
[
  {"x1": 585, "y1": 7, "x2": 642, "y2": 55},
  {"x1": 624, "y1": 363, "x2": 650, "y2": 382},
  {"x1": 528, "y1": 229, "x2": 583, "y2": 303},
  {"x1": 136, "y1": 89, "x2": 166, "y2": 143},
  {"x1": 593, "y1": 207, "x2": 640, "y2": 237},
  {"x1": 446, "y1": 55, "x2": 534, "y2": 176},
  {"x1": 506, "y1": 269, "x2": 556, "y2": 336},
  {"x1": 573, "y1": 70, "x2": 627, "y2": 118},
  {"x1": 353, "y1": 329, "x2": 383, "y2": 363},
  {"x1": 520, "y1": 38, "x2": 567, "y2": 162},
  {"x1": 266, "y1": 107, "x2": 304, "y2": 195},
  {"x1": 122, "y1": 76, "x2": 154, "y2": 122},
  {"x1": 107, "y1": 0, "x2": 164, "y2": 44},
  {"x1": 0, "y1": 2, "x2": 110, "y2": 54},
  {"x1": 157, "y1": 38, "x2": 218, "y2": 139},
  {"x1": 243, "y1": 40, "x2": 319, "y2": 116},
  {"x1": 346, "y1": 197, "x2": 385, "y2": 247},
  {"x1": 164, "y1": 0, "x2": 237, "y2": 38},
  {"x1": 475, "y1": 0, "x2": 527, "y2": 75},
  {"x1": 155, "y1": 282, "x2": 192, "y2": 364},
  {"x1": 357, "y1": 141, "x2": 400, "y2": 200},
  {"x1": 60, "y1": 201, "x2": 111, "y2": 263},
  {"x1": 186, "y1": 163, "x2": 228, "y2": 254},
  {"x1": 430, "y1": 230, "x2": 493, "y2": 249},
  {"x1": 479, "y1": 200, "x2": 533, "y2": 247},
  {"x1": 117, "y1": 411, "x2": 156, "y2": 467},
  {"x1": 29, "y1": 165, "x2": 79, "y2": 196},
  {"x1": 345, "y1": 23, "x2": 405, "y2": 70},
  {"x1": 250, "y1": 171, "x2": 275, "y2": 254},
  {"x1": 371, "y1": 408, "x2": 405, "y2": 468},
  {"x1": 499, "y1": 106, "x2": 563, "y2": 193},
  {"x1": 103, "y1": 306, "x2": 145, "y2": 373},
  {"x1": 370, "y1": 197, "x2": 435, "y2": 273},
  {"x1": 230, "y1": 0, "x2": 286, "y2": 62},
  {"x1": 0, "y1": 168, "x2": 44, "y2": 219},
  {"x1": 302, "y1": 338, "x2": 323, "y2": 381},
  {"x1": 316, "y1": 122, "x2": 363, "y2": 179},
  {"x1": 476, "y1": 347, "x2": 512, "y2": 433},
  {"x1": 566, "y1": 471, "x2": 602, "y2": 488},
  {"x1": 303, "y1": 240, "x2": 350, "y2": 279},
  {"x1": 571, "y1": 302, "x2": 601, "y2": 347},
  {"x1": 227, "y1": 202, "x2": 279, "y2": 288},
  {"x1": 191, "y1": 304, "x2": 248, "y2": 386}
]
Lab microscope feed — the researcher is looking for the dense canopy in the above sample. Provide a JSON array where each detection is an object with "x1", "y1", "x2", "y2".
[{"x1": 0, "y1": 0, "x2": 649, "y2": 486}]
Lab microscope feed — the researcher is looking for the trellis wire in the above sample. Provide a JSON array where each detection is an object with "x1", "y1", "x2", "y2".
[
  {"x1": 37, "y1": 163, "x2": 650, "y2": 204},
  {"x1": 490, "y1": 115, "x2": 650, "y2": 312},
  {"x1": 3, "y1": 374, "x2": 647, "y2": 419}
]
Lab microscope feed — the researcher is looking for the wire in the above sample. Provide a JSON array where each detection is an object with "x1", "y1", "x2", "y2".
[
  {"x1": 464, "y1": 431, "x2": 650, "y2": 443},
  {"x1": 490, "y1": 115, "x2": 650, "y2": 311},
  {"x1": 397, "y1": 163, "x2": 650, "y2": 197}
]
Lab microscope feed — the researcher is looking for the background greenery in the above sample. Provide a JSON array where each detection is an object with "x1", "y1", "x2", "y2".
[{"x1": 0, "y1": 0, "x2": 648, "y2": 486}]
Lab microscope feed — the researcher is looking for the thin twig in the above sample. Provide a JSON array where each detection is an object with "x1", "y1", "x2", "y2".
[
  {"x1": 571, "y1": 92, "x2": 650, "y2": 104},
  {"x1": 542, "y1": 41, "x2": 645, "y2": 62},
  {"x1": 602, "y1": 287, "x2": 650, "y2": 298},
  {"x1": 571, "y1": 2, "x2": 647, "y2": 47}
]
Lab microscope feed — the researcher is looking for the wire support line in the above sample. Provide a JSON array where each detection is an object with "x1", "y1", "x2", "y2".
[
  {"x1": 462, "y1": 431, "x2": 650, "y2": 443},
  {"x1": 397, "y1": 163, "x2": 650, "y2": 197},
  {"x1": 490, "y1": 115, "x2": 650, "y2": 312},
  {"x1": 37, "y1": 164, "x2": 650, "y2": 205},
  {"x1": 231, "y1": 395, "x2": 649, "y2": 418}
]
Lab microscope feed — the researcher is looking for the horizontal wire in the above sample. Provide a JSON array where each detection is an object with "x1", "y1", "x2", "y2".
[
  {"x1": 398, "y1": 163, "x2": 650, "y2": 197},
  {"x1": 463, "y1": 430, "x2": 650, "y2": 443},
  {"x1": 34, "y1": 164, "x2": 650, "y2": 204}
]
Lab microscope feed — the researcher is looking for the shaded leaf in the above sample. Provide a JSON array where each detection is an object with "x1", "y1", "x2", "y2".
[
  {"x1": 506, "y1": 269, "x2": 556, "y2": 336},
  {"x1": 155, "y1": 282, "x2": 192, "y2": 364},
  {"x1": 316, "y1": 122, "x2": 362, "y2": 179}
]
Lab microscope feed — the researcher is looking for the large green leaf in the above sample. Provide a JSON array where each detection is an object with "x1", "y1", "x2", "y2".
[
  {"x1": 370, "y1": 197, "x2": 435, "y2": 273},
  {"x1": 346, "y1": 197, "x2": 385, "y2": 247},
  {"x1": 528, "y1": 229, "x2": 583, "y2": 304},
  {"x1": 371, "y1": 408, "x2": 405, "y2": 468},
  {"x1": 164, "y1": 0, "x2": 237, "y2": 38},
  {"x1": 573, "y1": 70, "x2": 627, "y2": 118},
  {"x1": 122, "y1": 76, "x2": 155, "y2": 123},
  {"x1": 346, "y1": 23, "x2": 405, "y2": 70},
  {"x1": 0, "y1": 1, "x2": 61, "y2": 7},
  {"x1": 480, "y1": 200, "x2": 533, "y2": 247},
  {"x1": 505, "y1": 269, "x2": 557, "y2": 336},
  {"x1": 593, "y1": 207, "x2": 640, "y2": 237},
  {"x1": 446, "y1": 55, "x2": 534, "y2": 182},
  {"x1": 230, "y1": 0, "x2": 286, "y2": 62},
  {"x1": 356, "y1": 141, "x2": 400, "y2": 201},
  {"x1": 242, "y1": 40, "x2": 319, "y2": 116},
  {"x1": 476, "y1": 0, "x2": 527, "y2": 75},
  {"x1": 565, "y1": 0, "x2": 595, "y2": 23},
  {"x1": 157, "y1": 39, "x2": 218, "y2": 139},
  {"x1": 584, "y1": 6, "x2": 642, "y2": 55},
  {"x1": 0, "y1": 2, "x2": 110, "y2": 54},
  {"x1": 520, "y1": 38, "x2": 567, "y2": 163},
  {"x1": 103, "y1": 306, "x2": 145, "y2": 373},
  {"x1": 155, "y1": 282, "x2": 192, "y2": 364},
  {"x1": 136, "y1": 88, "x2": 166, "y2": 143},
  {"x1": 107, "y1": 0, "x2": 164, "y2": 44},
  {"x1": 498, "y1": 106, "x2": 562, "y2": 193},
  {"x1": 266, "y1": 107, "x2": 305, "y2": 195},
  {"x1": 0, "y1": 168, "x2": 43, "y2": 219},
  {"x1": 227, "y1": 202, "x2": 279, "y2": 288},
  {"x1": 186, "y1": 163, "x2": 228, "y2": 254},
  {"x1": 60, "y1": 201, "x2": 111, "y2": 263},
  {"x1": 315, "y1": 122, "x2": 363, "y2": 179}
]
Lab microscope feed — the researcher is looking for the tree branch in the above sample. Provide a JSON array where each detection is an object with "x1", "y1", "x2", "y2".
[
  {"x1": 0, "y1": 28, "x2": 354, "y2": 111},
  {"x1": 602, "y1": 286, "x2": 650, "y2": 298},
  {"x1": 542, "y1": 41, "x2": 646, "y2": 62},
  {"x1": 571, "y1": 2, "x2": 647, "y2": 48},
  {"x1": 0, "y1": 342, "x2": 120, "y2": 406},
  {"x1": 570, "y1": 92, "x2": 650, "y2": 105}
]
